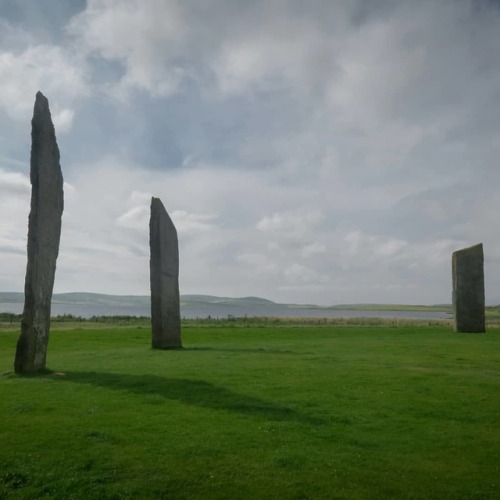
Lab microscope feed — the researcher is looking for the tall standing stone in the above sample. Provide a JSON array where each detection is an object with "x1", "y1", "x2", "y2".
[
  {"x1": 150, "y1": 197, "x2": 182, "y2": 349},
  {"x1": 14, "y1": 92, "x2": 64, "y2": 373},
  {"x1": 452, "y1": 243, "x2": 485, "y2": 333}
]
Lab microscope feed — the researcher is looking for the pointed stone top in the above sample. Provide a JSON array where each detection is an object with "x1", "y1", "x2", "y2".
[
  {"x1": 151, "y1": 196, "x2": 168, "y2": 215},
  {"x1": 34, "y1": 91, "x2": 49, "y2": 111},
  {"x1": 32, "y1": 91, "x2": 54, "y2": 132},
  {"x1": 151, "y1": 196, "x2": 176, "y2": 232},
  {"x1": 151, "y1": 197, "x2": 165, "y2": 215},
  {"x1": 453, "y1": 243, "x2": 483, "y2": 257}
]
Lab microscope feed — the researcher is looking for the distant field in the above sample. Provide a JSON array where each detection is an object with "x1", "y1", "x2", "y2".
[
  {"x1": 1, "y1": 324, "x2": 499, "y2": 499},
  {"x1": 328, "y1": 304, "x2": 452, "y2": 312}
]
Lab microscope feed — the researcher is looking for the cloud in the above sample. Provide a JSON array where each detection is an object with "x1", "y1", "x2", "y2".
[
  {"x1": 211, "y1": 16, "x2": 337, "y2": 96},
  {"x1": 284, "y1": 263, "x2": 323, "y2": 285},
  {"x1": 2, "y1": 0, "x2": 500, "y2": 306},
  {"x1": 116, "y1": 205, "x2": 150, "y2": 231},
  {"x1": 301, "y1": 242, "x2": 327, "y2": 258},
  {"x1": 0, "y1": 167, "x2": 30, "y2": 290},
  {"x1": 0, "y1": 168, "x2": 30, "y2": 194},
  {"x1": 67, "y1": 0, "x2": 187, "y2": 97},
  {"x1": 0, "y1": 39, "x2": 87, "y2": 128},
  {"x1": 52, "y1": 108, "x2": 75, "y2": 133},
  {"x1": 256, "y1": 209, "x2": 325, "y2": 238},
  {"x1": 171, "y1": 211, "x2": 218, "y2": 234},
  {"x1": 236, "y1": 252, "x2": 279, "y2": 277}
]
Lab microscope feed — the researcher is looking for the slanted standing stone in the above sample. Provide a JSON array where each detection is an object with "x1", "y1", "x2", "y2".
[
  {"x1": 452, "y1": 243, "x2": 485, "y2": 333},
  {"x1": 150, "y1": 197, "x2": 182, "y2": 348},
  {"x1": 14, "y1": 92, "x2": 64, "y2": 373}
]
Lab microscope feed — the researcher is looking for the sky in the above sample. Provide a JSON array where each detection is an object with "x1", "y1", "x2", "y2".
[{"x1": 1, "y1": 0, "x2": 500, "y2": 305}]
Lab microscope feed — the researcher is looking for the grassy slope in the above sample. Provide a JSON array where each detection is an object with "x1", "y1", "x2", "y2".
[
  {"x1": 1, "y1": 324, "x2": 499, "y2": 499},
  {"x1": 327, "y1": 304, "x2": 452, "y2": 312}
]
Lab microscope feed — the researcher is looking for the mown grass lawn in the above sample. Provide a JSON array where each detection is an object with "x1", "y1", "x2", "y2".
[{"x1": 1, "y1": 323, "x2": 499, "y2": 499}]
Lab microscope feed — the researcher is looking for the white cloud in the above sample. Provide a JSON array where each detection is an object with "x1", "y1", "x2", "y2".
[
  {"x1": 284, "y1": 263, "x2": 322, "y2": 285},
  {"x1": 256, "y1": 209, "x2": 325, "y2": 238},
  {"x1": 0, "y1": 169, "x2": 30, "y2": 194},
  {"x1": 171, "y1": 211, "x2": 217, "y2": 234},
  {"x1": 52, "y1": 108, "x2": 75, "y2": 133},
  {"x1": 236, "y1": 253, "x2": 278, "y2": 276},
  {"x1": 301, "y1": 242, "x2": 327, "y2": 258},
  {"x1": 343, "y1": 231, "x2": 408, "y2": 262},
  {"x1": 328, "y1": 15, "x2": 426, "y2": 126},
  {"x1": 0, "y1": 42, "x2": 87, "y2": 128},
  {"x1": 68, "y1": 0, "x2": 342, "y2": 98},
  {"x1": 116, "y1": 205, "x2": 150, "y2": 231},
  {"x1": 341, "y1": 230, "x2": 465, "y2": 271},
  {"x1": 0, "y1": 168, "x2": 30, "y2": 290},
  {"x1": 129, "y1": 190, "x2": 152, "y2": 204},
  {"x1": 67, "y1": 0, "x2": 186, "y2": 97},
  {"x1": 212, "y1": 21, "x2": 336, "y2": 96}
]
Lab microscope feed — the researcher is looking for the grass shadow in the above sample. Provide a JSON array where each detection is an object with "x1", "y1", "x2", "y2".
[{"x1": 57, "y1": 371, "x2": 323, "y2": 425}]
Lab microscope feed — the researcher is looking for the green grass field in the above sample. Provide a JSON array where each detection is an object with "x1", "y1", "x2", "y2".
[{"x1": 1, "y1": 322, "x2": 499, "y2": 499}]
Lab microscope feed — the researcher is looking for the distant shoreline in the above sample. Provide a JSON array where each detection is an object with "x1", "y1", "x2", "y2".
[
  {"x1": 0, "y1": 292, "x2": 453, "y2": 320},
  {"x1": 0, "y1": 291, "x2": 452, "y2": 311}
]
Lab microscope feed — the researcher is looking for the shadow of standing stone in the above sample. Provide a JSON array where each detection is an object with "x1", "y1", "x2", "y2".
[
  {"x1": 452, "y1": 243, "x2": 485, "y2": 333},
  {"x1": 14, "y1": 92, "x2": 64, "y2": 373},
  {"x1": 149, "y1": 197, "x2": 182, "y2": 349}
]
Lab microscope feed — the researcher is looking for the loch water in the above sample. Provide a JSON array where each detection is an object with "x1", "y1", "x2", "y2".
[{"x1": 0, "y1": 302, "x2": 451, "y2": 321}]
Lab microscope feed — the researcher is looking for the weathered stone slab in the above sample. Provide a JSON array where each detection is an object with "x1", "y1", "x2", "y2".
[
  {"x1": 452, "y1": 243, "x2": 485, "y2": 333},
  {"x1": 150, "y1": 197, "x2": 182, "y2": 348},
  {"x1": 14, "y1": 92, "x2": 64, "y2": 373}
]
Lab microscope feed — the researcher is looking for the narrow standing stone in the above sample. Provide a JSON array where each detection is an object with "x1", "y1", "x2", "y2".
[
  {"x1": 452, "y1": 243, "x2": 485, "y2": 333},
  {"x1": 150, "y1": 197, "x2": 182, "y2": 348},
  {"x1": 14, "y1": 92, "x2": 64, "y2": 373}
]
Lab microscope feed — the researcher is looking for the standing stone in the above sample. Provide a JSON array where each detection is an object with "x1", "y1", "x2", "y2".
[
  {"x1": 150, "y1": 197, "x2": 182, "y2": 348},
  {"x1": 14, "y1": 92, "x2": 64, "y2": 373},
  {"x1": 452, "y1": 243, "x2": 485, "y2": 333}
]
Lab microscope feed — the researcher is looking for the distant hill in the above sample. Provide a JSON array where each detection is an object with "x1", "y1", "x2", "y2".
[
  {"x1": 0, "y1": 292, "x2": 150, "y2": 306},
  {"x1": 0, "y1": 292, "x2": 278, "y2": 308},
  {"x1": 0, "y1": 291, "x2": 457, "y2": 311},
  {"x1": 52, "y1": 292, "x2": 150, "y2": 306},
  {"x1": 0, "y1": 292, "x2": 23, "y2": 303},
  {"x1": 180, "y1": 295, "x2": 277, "y2": 307}
]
